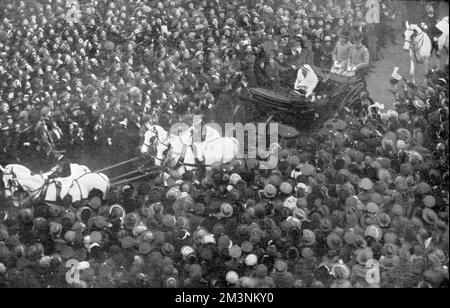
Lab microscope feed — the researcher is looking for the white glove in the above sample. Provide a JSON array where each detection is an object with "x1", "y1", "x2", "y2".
[{"x1": 334, "y1": 61, "x2": 340, "y2": 68}]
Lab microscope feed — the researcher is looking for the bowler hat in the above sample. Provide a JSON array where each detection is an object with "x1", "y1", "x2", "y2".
[
  {"x1": 326, "y1": 232, "x2": 342, "y2": 250},
  {"x1": 241, "y1": 241, "x2": 254, "y2": 253},
  {"x1": 319, "y1": 218, "x2": 333, "y2": 232},
  {"x1": 365, "y1": 225, "x2": 382, "y2": 241},
  {"x1": 422, "y1": 208, "x2": 438, "y2": 224},
  {"x1": 263, "y1": 184, "x2": 277, "y2": 198},
  {"x1": 356, "y1": 248, "x2": 373, "y2": 265},
  {"x1": 377, "y1": 213, "x2": 391, "y2": 227},
  {"x1": 423, "y1": 195, "x2": 436, "y2": 208},
  {"x1": 229, "y1": 245, "x2": 242, "y2": 259},
  {"x1": 286, "y1": 247, "x2": 299, "y2": 260}
]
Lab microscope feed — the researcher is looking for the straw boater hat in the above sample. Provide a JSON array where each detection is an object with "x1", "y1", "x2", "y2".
[
  {"x1": 263, "y1": 184, "x2": 277, "y2": 198},
  {"x1": 422, "y1": 208, "x2": 438, "y2": 225},
  {"x1": 359, "y1": 178, "x2": 373, "y2": 191},
  {"x1": 220, "y1": 203, "x2": 234, "y2": 218}
]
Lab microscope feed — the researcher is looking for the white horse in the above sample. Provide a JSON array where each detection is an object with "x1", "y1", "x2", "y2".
[
  {"x1": 1, "y1": 164, "x2": 32, "y2": 188},
  {"x1": 140, "y1": 124, "x2": 170, "y2": 155},
  {"x1": 194, "y1": 124, "x2": 239, "y2": 167},
  {"x1": 435, "y1": 17, "x2": 449, "y2": 69},
  {"x1": 1, "y1": 163, "x2": 91, "y2": 197},
  {"x1": 154, "y1": 124, "x2": 239, "y2": 178},
  {"x1": 404, "y1": 21, "x2": 432, "y2": 83},
  {"x1": 7, "y1": 172, "x2": 109, "y2": 207}
]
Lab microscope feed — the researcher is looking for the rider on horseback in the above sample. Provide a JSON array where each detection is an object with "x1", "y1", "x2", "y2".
[
  {"x1": 421, "y1": 4, "x2": 442, "y2": 56},
  {"x1": 46, "y1": 156, "x2": 71, "y2": 180}
]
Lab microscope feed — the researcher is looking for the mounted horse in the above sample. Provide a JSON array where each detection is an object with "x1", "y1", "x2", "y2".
[
  {"x1": 140, "y1": 124, "x2": 170, "y2": 156},
  {"x1": 6, "y1": 172, "x2": 109, "y2": 207},
  {"x1": 141, "y1": 123, "x2": 240, "y2": 179},
  {"x1": 435, "y1": 17, "x2": 449, "y2": 69},
  {"x1": 404, "y1": 21, "x2": 433, "y2": 83},
  {"x1": 404, "y1": 18, "x2": 449, "y2": 83}
]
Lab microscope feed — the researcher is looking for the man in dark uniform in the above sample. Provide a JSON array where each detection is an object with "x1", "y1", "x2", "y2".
[
  {"x1": 36, "y1": 118, "x2": 56, "y2": 158},
  {"x1": 275, "y1": 51, "x2": 295, "y2": 85},
  {"x1": 47, "y1": 156, "x2": 71, "y2": 180},
  {"x1": 312, "y1": 38, "x2": 324, "y2": 68},
  {"x1": 286, "y1": 37, "x2": 312, "y2": 70},
  {"x1": 43, "y1": 156, "x2": 71, "y2": 203},
  {"x1": 321, "y1": 35, "x2": 334, "y2": 69},
  {"x1": 420, "y1": 3, "x2": 443, "y2": 57}
]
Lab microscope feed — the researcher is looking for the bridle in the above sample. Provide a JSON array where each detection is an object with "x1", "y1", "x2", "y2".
[
  {"x1": 145, "y1": 120, "x2": 202, "y2": 165},
  {"x1": 2, "y1": 168, "x2": 25, "y2": 197},
  {"x1": 7, "y1": 172, "x2": 47, "y2": 205},
  {"x1": 405, "y1": 27, "x2": 425, "y2": 52},
  {"x1": 405, "y1": 26, "x2": 427, "y2": 64},
  {"x1": 154, "y1": 133, "x2": 171, "y2": 163},
  {"x1": 143, "y1": 126, "x2": 171, "y2": 161}
]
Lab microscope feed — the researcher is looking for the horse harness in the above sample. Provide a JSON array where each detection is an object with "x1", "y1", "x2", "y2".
[
  {"x1": 166, "y1": 136, "x2": 228, "y2": 169},
  {"x1": 168, "y1": 142, "x2": 202, "y2": 170},
  {"x1": 11, "y1": 171, "x2": 108, "y2": 204},
  {"x1": 145, "y1": 127, "x2": 170, "y2": 163},
  {"x1": 9, "y1": 174, "x2": 46, "y2": 205},
  {"x1": 166, "y1": 136, "x2": 276, "y2": 169},
  {"x1": 69, "y1": 172, "x2": 109, "y2": 200}
]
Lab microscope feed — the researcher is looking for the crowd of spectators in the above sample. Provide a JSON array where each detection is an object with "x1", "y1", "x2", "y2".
[
  {"x1": 1, "y1": 64, "x2": 448, "y2": 288},
  {"x1": 0, "y1": 0, "x2": 407, "y2": 164},
  {"x1": 0, "y1": 0, "x2": 448, "y2": 288}
]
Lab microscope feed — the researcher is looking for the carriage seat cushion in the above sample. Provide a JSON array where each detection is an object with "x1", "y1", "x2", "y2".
[{"x1": 327, "y1": 73, "x2": 356, "y2": 85}]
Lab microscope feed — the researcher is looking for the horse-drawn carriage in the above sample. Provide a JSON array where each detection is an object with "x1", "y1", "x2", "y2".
[{"x1": 234, "y1": 66, "x2": 367, "y2": 132}]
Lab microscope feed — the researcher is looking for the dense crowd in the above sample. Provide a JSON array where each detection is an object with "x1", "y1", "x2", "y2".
[
  {"x1": 1, "y1": 65, "x2": 449, "y2": 287},
  {"x1": 0, "y1": 0, "x2": 410, "y2": 164},
  {"x1": 0, "y1": 0, "x2": 449, "y2": 288}
]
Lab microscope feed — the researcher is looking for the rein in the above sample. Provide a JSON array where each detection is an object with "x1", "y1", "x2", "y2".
[
  {"x1": 69, "y1": 172, "x2": 110, "y2": 200},
  {"x1": 11, "y1": 172, "x2": 108, "y2": 204},
  {"x1": 14, "y1": 176, "x2": 48, "y2": 203},
  {"x1": 411, "y1": 31, "x2": 426, "y2": 52}
]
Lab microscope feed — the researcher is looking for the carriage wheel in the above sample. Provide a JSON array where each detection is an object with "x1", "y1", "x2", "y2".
[
  {"x1": 266, "y1": 112, "x2": 286, "y2": 127},
  {"x1": 340, "y1": 82, "x2": 366, "y2": 111}
]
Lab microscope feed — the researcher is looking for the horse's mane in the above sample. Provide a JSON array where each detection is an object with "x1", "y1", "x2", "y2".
[{"x1": 16, "y1": 173, "x2": 45, "y2": 188}]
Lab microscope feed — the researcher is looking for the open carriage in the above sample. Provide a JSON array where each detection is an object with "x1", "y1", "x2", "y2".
[{"x1": 234, "y1": 66, "x2": 368, "y2": 132}]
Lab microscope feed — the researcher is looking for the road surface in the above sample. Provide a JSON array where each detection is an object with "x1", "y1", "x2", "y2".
[{"x1": 365, "y1": 41, "x2": 438, "y2": 110}]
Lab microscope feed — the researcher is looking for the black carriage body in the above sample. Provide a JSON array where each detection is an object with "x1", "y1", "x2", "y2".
[{"x1": 238, "y1": 67, "x2": 367, "y2": 131}]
